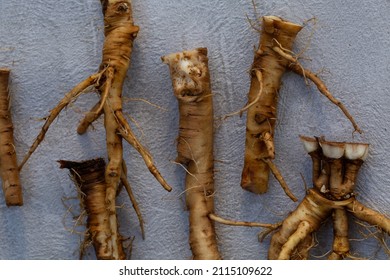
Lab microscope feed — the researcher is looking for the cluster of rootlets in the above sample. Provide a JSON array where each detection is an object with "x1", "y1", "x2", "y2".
[{"x1": 1, "y1": 0, "x2": 388, "y2": 260}]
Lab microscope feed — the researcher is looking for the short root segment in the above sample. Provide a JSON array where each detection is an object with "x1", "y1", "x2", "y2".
[
  {"x1": 0, "y1": 68, "x2": 23, "y2": 206},
  {"x1": 328, "y1": 208, "x2": 350, "y2": 259},
  {"x1": 59, "y1": 158, "x2": 125, "y2": 260}
]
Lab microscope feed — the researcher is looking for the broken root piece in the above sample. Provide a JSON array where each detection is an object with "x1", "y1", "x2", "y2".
[
  {"x1": 240, "y1": 16, "x2": 362, "y2": 199},
  {"x1": 59, "y1": 158, "x2": 125, "y2": 260},
  {"x1": 241, "y1": 16, "x2": 303, "y2": 195},
  {"x1": 0, "y1": 68, "x2": 23, "y2": 206},
  {"x1": 162, "y1": 48, "x2": 221, "y2": 260}
]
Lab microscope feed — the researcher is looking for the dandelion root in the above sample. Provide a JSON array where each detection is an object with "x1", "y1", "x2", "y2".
[
  {"x1": 268, "y1": 136, "x2": 390, "y2": 259},
  {"x1": 241, "y1": 16, "x2": 302, "y2": 195},
  {"x1": 0, "y1": 68, "x2": 23, "y2": 206},
  {"x1": 241, "y1": 16, "x2": 362, "y2": 198},
  {"x1": 59, "y1": 158, "x2": 125, "y2": 260},
  {"x1": 18, "y1": 0, "x2": 171, "y2": 219},
  {"x1": 162, "y1": 48, "x2": 221, "y2": 260}
]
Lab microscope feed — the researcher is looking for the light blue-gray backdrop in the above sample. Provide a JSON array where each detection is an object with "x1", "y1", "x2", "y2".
[{"x1": 0, "y1": 0, "x2": 388, "y2": 259}]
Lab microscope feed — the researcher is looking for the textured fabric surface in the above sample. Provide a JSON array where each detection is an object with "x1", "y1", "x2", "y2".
[{"x1": 0, "y1": 0, "x2": 388, "y2": 259}]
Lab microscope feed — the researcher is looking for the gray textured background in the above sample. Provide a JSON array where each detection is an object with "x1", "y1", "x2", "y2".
[{"x1": 0, "y1": 0, "x2": 389, "y2": 260}]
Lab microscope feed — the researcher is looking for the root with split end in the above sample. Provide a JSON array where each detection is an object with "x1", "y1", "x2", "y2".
[
  {"x1": 268, "y1": 136, "x2": 389, "y2": 259},
  {"x1": 59, "y1": 158, "x2": 125, "y2": 260}
]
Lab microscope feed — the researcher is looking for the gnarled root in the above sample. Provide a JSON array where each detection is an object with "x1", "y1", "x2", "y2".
[
  {"x1": 162, "y1": 48, "x2": 221, "y2": 260},
  {"x1": 0, "y1": 68, "x2": 23, "y2": 206},
  {"x1": 241, "y1": 16, "x2": 302, "y2": 196},
  {"x1": 59, "y1": 158, "x2": 125, "y2": 260},
  {"x1": 270, "y1": 191, "x2": 390, "y2": 260},
  {"x1": 270, "y1": 136, "x2": 389, "y2": 260},
  {"x1": 241, "y1": 16, "x2": 362, "y2": 198},
  {"x1": 19, "y1": 1, "x2": 171, "y2": 191},
  {"x1": 18, "y1": 0, "x2": 171, "y2": 236},
  {"x1": 268, "y1": 189, "x2": 336, "y2": 259}
]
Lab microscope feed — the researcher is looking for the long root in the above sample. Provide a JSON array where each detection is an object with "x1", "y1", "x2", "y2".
[
  {"x1": 162, "y1": 48, "x2": 221, "y2": 260},
  {"x1": 19, "y1": 1, "x2": 171, "y2": 193},
  {"x1": 18, "y1": 0, "x2": 171, "y2": 247},
  {"x1": 209, "y1": 213, "x2": 281, "y2": 230}
]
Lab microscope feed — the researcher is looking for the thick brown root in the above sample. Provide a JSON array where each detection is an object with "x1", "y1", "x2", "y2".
[
  {"x1": 0, "y1": 68, "x2": 23, "y2": 206},
  {"x1": 328, "y1": 208, "x2": 350, "y2": 259},
  {"x1": 268, "y1": 189, "x2": 336, "y2": 259},
  {"x1": 346, "y1": 199, "x2": 390, "y2": 235},
  {"x1": 241, "y1": 16, "x2": 362, "y2": 197},
  {"x1": 162, "y1": 48, "x2": 221, "y2": 260},
  {"x1": 241, "y1": 16, "x2": 302, "y2": 194},
  {"x1": 59, "y1": 158, "x2": 125, "y2": 260}
]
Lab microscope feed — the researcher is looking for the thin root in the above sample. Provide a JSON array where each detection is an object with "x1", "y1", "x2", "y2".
[
  {"x1": 77, "y1": 67, "x2": 114, "y2": 134},
  {"x1": 223, "y1": 70, "x2": 263, "y2": 120},
  {"x1": 19, "y1": 72, "x2": 102, "y2": 170},
  {"x1": 116, "y1": 110, "x2": 172, "y2": 192},
  {"x1": 258, "y1": 226, "x2": 281, "y2": 242},
  {"x1": 123, "y1": 97, "x2": 168, "y2": 112},
  {"x1": 272, "y1": 45, "x2": 362, "y2": 134},
  {"x1": 263, "y1": 159, "x2": 298, "y2": 202},
  {"x1": 209, "y1": 213, "x2": 281, "y2": 229},
  {"x1": 246, "y1": 0, "x2": 262, "y2": 32},
  {"x1": 121, "y1": 160, "x2": 145, "y2": 239}
]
